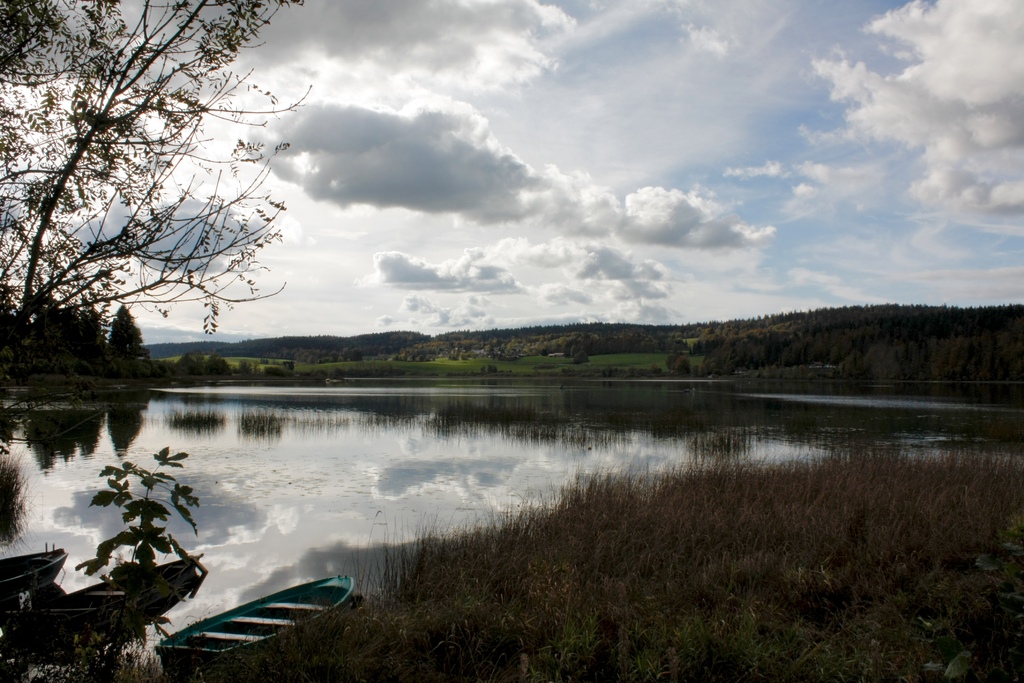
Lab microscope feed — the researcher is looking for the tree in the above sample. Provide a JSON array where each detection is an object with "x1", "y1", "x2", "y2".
[
  {"x1": 0, "y1": 0, "x2": 303, "y2": 348},
  {"x1": 108, "y1": 304, "x2": 143, "y2": 359}
]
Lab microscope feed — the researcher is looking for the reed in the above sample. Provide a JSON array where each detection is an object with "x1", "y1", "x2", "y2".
[
  {"x1": 0, "y1": 453, "x2": 26, "y2": 545},
  {"x1": 238, "y1": 410, "x2": 284, "y2": 440},
  {"x1": 196, "y1": 447, "x2": 1024, "y2": 682},
  {"x1": 166, "y1": 409, "x2": 225, "y2": 436}
]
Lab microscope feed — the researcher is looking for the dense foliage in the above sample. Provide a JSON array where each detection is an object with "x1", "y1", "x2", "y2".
[
  {"x1": 0, "y1": 0, "x2": 299, "y2": 340},
  {"x1": 147, "y1": 331, "x2": 431, "y2": 363},
  {"x1": 693, "y1": 304, "x2": 1024, "y2": 380}
]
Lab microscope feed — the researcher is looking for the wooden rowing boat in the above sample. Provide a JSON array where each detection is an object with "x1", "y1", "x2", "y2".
[
  {"x1": 156, "y1": 575, "x2": 354, "y2": 665},
  {"x1": 30, "y1": 556, "x2": 208, "y2": 632},
  {"x1": 0, "y1": 556, "x2": 208, "y2": 660},
  {"x1": 0, "y1": 547, "x2": 67, "y2": 611}
]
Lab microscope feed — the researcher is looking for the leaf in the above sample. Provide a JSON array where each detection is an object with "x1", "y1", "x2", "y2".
[
  {"x1": 984, "y1": 668, "x2": 1011, "y2": 683},
  {"x1": 944, "y1": 651, "x2": 971, "y2": 679},
  {"x1": 98, "y1": 465, "x2": 123, "y2": 478},
  {"x1": 1000, "y1": 542, "x2": 1024, "y2": 557},
  {"x1": 934, "y1": 636, "x2": 966, "y2": 663},
  {"x1": 174, "y1": 503, "x2": 197, "y2": 533},
  {"x1": 90, "y1": 490, "x2": 118, "y2": 507},
  {"x1": 976, "y1": 554, "x2": 1004, "y2": 572}
]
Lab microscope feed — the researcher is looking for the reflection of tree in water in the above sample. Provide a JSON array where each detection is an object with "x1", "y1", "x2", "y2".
[
  {"x1": 106, "y1": 403, "x2": 145, "y2": 455},
  {"x1": 23, "y1": 409, "x2": 104, "y2": 470}
]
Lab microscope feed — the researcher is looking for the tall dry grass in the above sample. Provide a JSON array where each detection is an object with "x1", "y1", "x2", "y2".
[
  {"x1": 193, "y1": 448, "x2": 1024, "y2": 682},
  {"x1": 0, "y1": 453, "x2": 25, "y2": 544}
]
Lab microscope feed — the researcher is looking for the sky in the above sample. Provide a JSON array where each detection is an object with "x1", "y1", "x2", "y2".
[{"x1": 136, "y1": 0, "x2": 1024, "y2": 344}]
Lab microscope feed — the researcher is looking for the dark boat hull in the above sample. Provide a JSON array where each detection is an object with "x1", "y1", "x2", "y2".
[
  {"x1": 0, "y1": 548, "x2": 67, "y2": 611},
  {"x1": 41, "y1": 556, "x2": 209, "y2": 632}
]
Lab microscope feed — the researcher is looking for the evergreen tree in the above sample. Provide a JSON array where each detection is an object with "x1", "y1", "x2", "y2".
[{"x1": 108, "y1": 305, "x2": 143, "y2": 359}]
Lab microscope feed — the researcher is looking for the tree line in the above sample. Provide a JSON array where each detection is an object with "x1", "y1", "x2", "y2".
[
  {"x1": 142, "y1": 304, "x2": 1024, "y2": 381},
  {"x1": 692, "y1": 304, "x2": 1024, "y2": 380}
]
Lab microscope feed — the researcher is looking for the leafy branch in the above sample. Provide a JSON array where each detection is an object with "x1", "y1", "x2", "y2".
[{"x1": 77, "y1": 447, "x2": 199, "y2": 580}]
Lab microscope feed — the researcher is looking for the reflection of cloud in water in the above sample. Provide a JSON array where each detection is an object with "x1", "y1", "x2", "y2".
[
  {"x1": 52, "y1": 477, "x2": 268, "y2": 550},
  {"x1": 238, "y1": 540, "x2": 408, "y2": 603},
  {"x1": 375, "y1": 456, "x2": 520, "y2": 499},
  {"x1": 396, "y1": 435, "x2": 432, "y2": 456},
  {"x1": 744, "y1": 393, "x2": 1014, "y2": 413}
]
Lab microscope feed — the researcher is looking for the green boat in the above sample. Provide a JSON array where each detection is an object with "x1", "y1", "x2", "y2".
[{"x1": 156, "y1": 575, "x2": 355, "y2": 666}]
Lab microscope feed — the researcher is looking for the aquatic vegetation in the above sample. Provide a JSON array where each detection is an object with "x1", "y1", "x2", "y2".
[
  {"x1": 167, "y1": 409, "x2": 226, "y2": 436},
  {"x1": 199, "y1": 449, "x2": 1024, "y2": 682},
  {"x1": 0, "y1": 453, "x2": 25, "y2": 545},
  {"x1": 238, "y1": 410, "x2": 285, "y2": 441}
]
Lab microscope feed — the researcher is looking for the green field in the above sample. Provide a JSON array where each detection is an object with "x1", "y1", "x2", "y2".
[
  {"x1": 156, "y1": 352, "x2": 712, "y2": 378},
  {"x1": 293, "y1": 353, "x2": 673, "y2": 376}
]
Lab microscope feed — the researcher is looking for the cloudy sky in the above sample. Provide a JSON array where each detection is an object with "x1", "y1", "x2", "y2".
[{"x1": 139, "y1": 0, "x2": 1024, "y2": 343}]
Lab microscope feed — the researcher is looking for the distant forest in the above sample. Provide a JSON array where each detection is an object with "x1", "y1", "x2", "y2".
[{"x1": 147, "y1": 304, "x2": 1024, "y2": 381}]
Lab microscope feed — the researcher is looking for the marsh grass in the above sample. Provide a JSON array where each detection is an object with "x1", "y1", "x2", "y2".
[
  {"x1": 196, "y1": 448, "x2": 1024, "y2": 682},
  {"x1": 289, "y1": 412, "x2": 352, "y2": 436},
  {"x1": 426, "y1": 405, "x2": 617, "y2": 450},
  {"x1": 166, "y1": 409, "x2": 225, "y2": 436},
  {"x1": 238, "y1": 410, "x2": 284, "y2": 441},
  {"x1": 0, "y1": 453, "x2": 26, "y2": 544}
]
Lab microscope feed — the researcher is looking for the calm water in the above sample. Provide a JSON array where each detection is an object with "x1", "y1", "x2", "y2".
[{"x1": 6, "y1": 378, "x2": 1024, "y2": 634}]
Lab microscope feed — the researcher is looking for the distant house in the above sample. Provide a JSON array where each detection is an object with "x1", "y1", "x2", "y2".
[{"x1": 548, "y1": 352, "x2": 566, "y2": 358}]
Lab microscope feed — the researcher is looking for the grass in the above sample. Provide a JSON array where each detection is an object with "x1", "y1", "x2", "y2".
[
  {"x1": 181, "y1": 448, "x2": 1024, "y2": 682},
  {"x1": 161, "y1": 352, "x2": 689, "y2": 377},
  {"x1": 166, "y1": 409, "x2": 226, "y2": 436},
  {"x1": 238, "y1": 410, "x2": 285, "y2": 440},
  {"x1": 294, "y1": 353, "x2": 674, "y2": 377},
  {"x1": 0, "y1": 453, "x2": 26, "y2": 545}
]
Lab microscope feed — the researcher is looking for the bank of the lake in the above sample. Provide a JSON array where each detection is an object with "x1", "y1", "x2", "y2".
[
  {"x1": 172, "y1": 449, "x2": 1024, "y2": 683},
  {"x1": 7, "y1": 379, "x2": 1024, "y2": 680}
]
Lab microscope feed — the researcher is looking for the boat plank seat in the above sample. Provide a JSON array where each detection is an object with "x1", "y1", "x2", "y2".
[
  {"x1": 85, "y1": 590, "x2": 124, "y2": 596},
  {"x1": 232, "y1": 616, "x2": 293, "y2": 626},
  {"x1": 264, "y1": 601, "x2": 325, "y2": 611},
  {"x1": 199, "y1": 631, "x2": 266, "y2": 642}
]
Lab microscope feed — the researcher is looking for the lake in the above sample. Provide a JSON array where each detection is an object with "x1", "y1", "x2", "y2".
[{"x1": 6, "y1": 377, "x2": 1024, "y2": 635}]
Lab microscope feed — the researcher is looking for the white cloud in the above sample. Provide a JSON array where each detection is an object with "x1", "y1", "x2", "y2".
[
  {"x1": 814, "y1": 0, "x2": 1024, "y2": 214},
  {"x1": 257, "y1": 0, "x2": 574, "y2": 91},
  {"x1": 685, "y1": 24, "x2": 731, "y2": 57},
  {"x1": 607, "y1": 299, "x2": 677, "y2": 325},
  {"x1": 276, "y1": 215, "x2": 314, "y2": 246},
  {"x1": 911, "y1": 168, "x2": 1024, "y2": 215},
  {"x1": 724, "y1": 161, "x2": 786, "y2": 179},
  {"x1": 277, "y1": 99, "x2": 536, "y2": 222},
  {"x1": 400, "y1": 295, "x2": 495, "y2": 328},
  {"x1": 572, "y1": 246, "x2": 671, "y2": 299},
  {"x1": 791, "y1": 183, "x2": 817, "y2": 199},
  {"x1": 622, "y1": 186, "x2": 776, "y2": 248},
  {"x1": 788, "y1": 267, "x2": 881, "y2": 303},
  {"x1": 900, "y1": 265, "x2": 1024, "y2": 301},
  {"x1": 784, "y1": 161, "x2": 885, "y2": 215},
  {"x1": 361, "y1": 250, "x2": 521, "y2": 293},
  {"x1": 535, "y1": 283, "x2": 593, "y2": 306},
  {"x1": 365, "y1": 237, "x2": 674, "y2": 304},
  {"x1": 279, "y1": 101, "x2": 774, "y2": 250}
]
